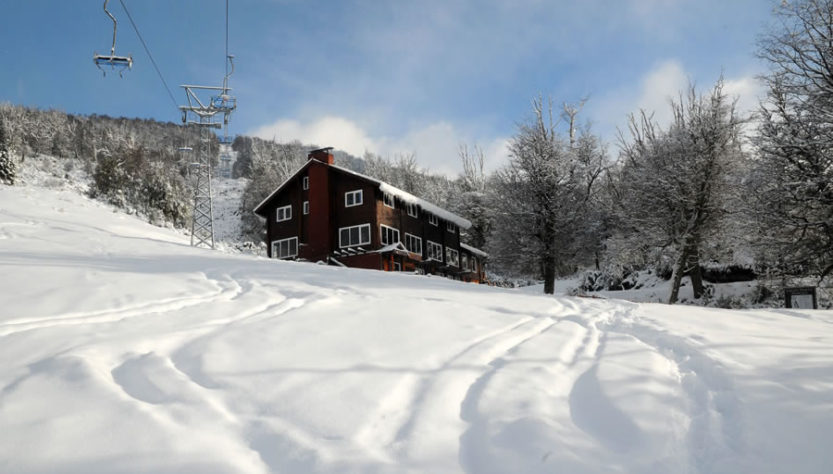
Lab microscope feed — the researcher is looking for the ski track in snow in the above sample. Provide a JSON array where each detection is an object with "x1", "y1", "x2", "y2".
[
  {"x1": 601, "y1": 305, "x2": 745, "y2": 473},
  {"x1": 2, "y1": 184, "x2": 833, "y2": 473}
]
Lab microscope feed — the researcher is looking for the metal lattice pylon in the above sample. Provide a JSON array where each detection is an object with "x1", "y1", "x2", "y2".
[
  {"x1": 179, "y1": 56, "x2": 236, "y2": 249},
  {"x1": 190, "y1": 118, "x2": 215, "y2": 248}
]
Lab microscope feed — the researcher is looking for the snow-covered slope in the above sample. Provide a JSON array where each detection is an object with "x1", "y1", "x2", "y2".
[
  {"x1": 212, "y1": 177, "x2": 248, "y2": 246},
  {"x1": 1, "y1": 183, "x2": 832, "y2": 473}
]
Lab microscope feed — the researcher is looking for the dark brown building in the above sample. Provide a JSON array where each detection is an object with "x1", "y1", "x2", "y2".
[{"x1": 253, "y1": 147, "x2": 487, "y2": 282}]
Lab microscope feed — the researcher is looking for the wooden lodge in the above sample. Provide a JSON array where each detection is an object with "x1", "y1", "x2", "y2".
[{"x1": 253, "y1": 147, "x2": 487, "y2": 282}]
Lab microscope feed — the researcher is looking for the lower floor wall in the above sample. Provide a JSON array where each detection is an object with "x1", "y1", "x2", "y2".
[
  {"x1": 336, "y1": 253, "x2": 383, "y2": 270},
  {"x1": 271, "y1": 247, "x2": 486, "y2": 284}
]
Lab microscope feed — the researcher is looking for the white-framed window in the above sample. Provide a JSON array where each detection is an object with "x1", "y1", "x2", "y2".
[
  {"x1": 380, "y1": 224, "x2": 400, "y2": 245},
  {"x1": 303, "y1": 201, "x2": 309, "y2": 215},
  {"x1": 276, "y1": 205, "x2": 292, "y2": 222},
  {"x1": 271, "y1": 237, "x2": 298, "y2": 259},
  {"x1": 406, "y1": 203, "x2": 418, "y2": 218},
  {"x1": 427, "y1": 240, "x2": 443, "y2": 261},
  {"x1": 404, "y1": 233, "x2": 422, "y2": 254},
  {"x1": 339, "y1": 223, "x2": 371, "y2": 248},
  {"x1": 383, "y1": 192, "x2": 395, "y2": 208},
  {"x1": 302, "y1": 176, "x2": 309, "y2": 190},
  {"x1": 345, "y1": 189, "x2": 363, "y2": 207},
  {"x1": 393, "y1": 262, "x2": 402, "y2": 271},
  {"x1": 447, "y1": 222, "x2": 457, "y2": 233},
  {"x1": 428, "y1": 214, "x2": 438, "y2": 226},
  {"x1": 446, "y1": 247, "x2": 460, "y2": 267}
]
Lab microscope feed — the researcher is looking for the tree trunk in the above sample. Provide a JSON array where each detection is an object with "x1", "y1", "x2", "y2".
[
  {"x1": 543, "y1": 257, "x2": 556, "y2": 295},
  {"x1": 668, "y1": 247, "x2": 690, "y2": 304},
  {"x1": 688, "y1": 248, "x2": 705, "y2": 299}
]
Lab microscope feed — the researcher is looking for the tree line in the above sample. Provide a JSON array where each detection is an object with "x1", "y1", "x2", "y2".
[
  {"x1": 0, "y1": 103, "x2": 209, "y2": 226},
  {"x1": 482, "y1": 0, "x2": 833, "y2": 301},
  {"x1": 1, "y1": 0, "x2": 830, "y2": 304}
]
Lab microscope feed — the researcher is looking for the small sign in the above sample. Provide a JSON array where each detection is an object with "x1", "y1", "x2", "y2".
[{"x1": 784, "y1": 287, "x2": 818, "y2": 309}]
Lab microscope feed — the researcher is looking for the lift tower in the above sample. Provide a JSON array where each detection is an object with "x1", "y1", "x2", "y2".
[{"x1": 179, "y1": 56, "x2": 237, "y2": 249}]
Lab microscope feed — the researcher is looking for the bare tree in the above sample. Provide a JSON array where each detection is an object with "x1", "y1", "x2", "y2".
[
  {"x1": 614, "y1": 79, "x2": 744, "y2": 303},
  {"x1": 459, "y1": 144, "x2": 486, "y2": 193},
  {"x1": 752, "y1": 0, "x2": 833, "y2": 284},
  {"x1": 490, "y1": 96, "x2": 604, "y2": 294},
  {"x1": 454, "y1": 144, "x2": 492, "y2": 249}
]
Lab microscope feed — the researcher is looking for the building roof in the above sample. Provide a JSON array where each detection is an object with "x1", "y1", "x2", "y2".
[
  {"x1": 461, "y1": 243, "x2": 489, "y2": 258},
  {"x1": 253, "y1": 158, "x2": 473, "y2": 230},
  {"x1": 252, "y1": 160, "x2": 315, "y2": 216}
]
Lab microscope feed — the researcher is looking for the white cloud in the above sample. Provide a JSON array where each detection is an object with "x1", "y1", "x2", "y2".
[
  {"x1": 249, "y1": 116, "x2": 378, "y2": 158},
  {"x1": 589, "y1": 59, "x2": 688, "y2": 146},
  {"x1": 635, "y1": 60, "x2": 689, "y2": 125},
  {"x1": 591, "y1": 60, "x2": 764, "y2": 146},
  {"x1": 723, "y1": 75, "x2": 765, "y2": 118},
  {"x1": 375, "y1": 122, "x2": 509, "y2": 175},
  {"x1": 249, "y1": 116, "x2": 511, "y2": 176}
]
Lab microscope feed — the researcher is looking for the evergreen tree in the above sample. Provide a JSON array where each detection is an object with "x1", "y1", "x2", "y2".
[{"x1": 0, "y1": 118, "x2": 15, "y2": 185}]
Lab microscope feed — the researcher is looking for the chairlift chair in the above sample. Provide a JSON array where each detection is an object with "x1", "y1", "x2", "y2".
[{"x1": 93, "y1": 0, "x2": 133, "y2": 77}]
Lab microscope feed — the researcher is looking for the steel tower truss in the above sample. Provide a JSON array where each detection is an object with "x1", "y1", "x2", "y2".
[{"x1": 179, "y1": 60, "x2": 236, "y2": 249}]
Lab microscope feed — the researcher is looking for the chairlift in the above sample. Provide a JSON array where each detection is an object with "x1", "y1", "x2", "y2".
[{"x1": 93, "y1": 0, "x2": 133, "y2": 77}]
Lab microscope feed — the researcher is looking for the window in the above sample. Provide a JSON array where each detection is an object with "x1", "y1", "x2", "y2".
[
  {"x1": 404, "y1": 233, "x2": 422, "y2": 255},
  {"x1": 447, "y1": 222, "x2": 457, "y2": 233},
  {"x1": 276, "y1": 205, "x2": 292, "y2": 222},
  {"x1": 406, "y1": 203, "x2": 418, "y2": 218},
  {"x1": 339, "y1": 223, "x2": 371, "y2": 248},
  {"x1": 303, "y1": 201, "x2": 309, "y2": 215},
  {"x1": 345, "y1": 189, "x2": 363, "y2": 207},
  {"x1": 428, "y1": 214, "x2": 438, "y2": 226},
  {"x1": 427, "y1": 240, "x2": 443, "y2": 261},
  {"x1": 380, "y1": 224, "x2": 400, "y2": 245},
  {"x1": 446, "y1": 247, "x2": 460, "y2": 267},
  {"x1": 302, "y1": 176, "x2": 309, "y2": 190},
  {"x1": 393, "y1": 262, "x2": 402, "y2": 271},
  {"x1": 383, "y1": 192, "x2": 395, "y2": 208},
  {"x1": 271, "y1": 237, "x2": 298, "y2": 259},
  {"x1": 462, "y1": 254, "x2": 469, "y2": 271}
]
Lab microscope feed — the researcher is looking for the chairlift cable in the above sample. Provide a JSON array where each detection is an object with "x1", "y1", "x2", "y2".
[
  {"x1": 225, "y1": 0, "x2": 229, "y2": 79},
  {"x1": 117, "y1": 0, "x2": 179, "y2": 110}
]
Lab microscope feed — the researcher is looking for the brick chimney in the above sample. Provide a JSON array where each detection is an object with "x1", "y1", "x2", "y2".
[{"x1": 308, "y1": 147, "x2": 334, "y2": 165}]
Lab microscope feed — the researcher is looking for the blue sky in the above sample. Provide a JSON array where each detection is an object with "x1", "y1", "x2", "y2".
[{"x1": 1, "y1": 1, "x2": 774, "y2": 174}]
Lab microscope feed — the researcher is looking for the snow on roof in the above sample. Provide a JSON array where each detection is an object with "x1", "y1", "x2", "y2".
[
  {"x1": 460, "y1": 243, "x2": 488, "y2": 258},
  {"x1": 328, "y1": 164, "x2": 472, "y2": 230},
  {"x1": 375, "y1": 242, "x2": 409, "y2": 254},
  {"x1": 379, "y1": 183, "x2": 471, "y2": 230},
  {"x1": 253, "y1": 159, "x2": 473, "y2": 230}
]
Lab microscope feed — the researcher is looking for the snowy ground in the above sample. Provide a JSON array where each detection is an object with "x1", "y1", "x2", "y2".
[
  {"x1": 2, "y1": 182, "x2": 833, "y2": 473},
  {"x1": 212, "y1": 177, "x2": 248, "y2": 246},
  {"x1": 520, "y1": 273, "x2": 773, "y2": 307}
]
